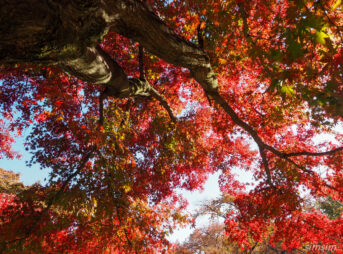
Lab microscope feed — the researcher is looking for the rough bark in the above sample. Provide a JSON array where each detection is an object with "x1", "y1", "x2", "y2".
[
  {"x1": 0, "y1": 0, "x2": 218, "y2": 96},
  {"x1": 60, "y1": 46, "x2": 132, "y2": 97},
  {"x1": 0, "y1": 0, "x2": 107, "y2": 63},
  {"x1": 106, "y1": 0, "x2": 218, "y2": 93}
]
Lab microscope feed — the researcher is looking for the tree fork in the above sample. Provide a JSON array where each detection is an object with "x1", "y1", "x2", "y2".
[{"x1": 0, "y1": 0, "x2": 341, "y2": 177}]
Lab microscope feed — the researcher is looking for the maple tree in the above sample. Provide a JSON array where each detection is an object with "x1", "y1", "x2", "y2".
[
  {"x1": 174, "y1": 222, "x2": 291, "y2": 253},
  {"x1": 175, "y1": 222, "x2": 234, "y2": 254},
  {"x1": 0, "y1": 0, "x2": 343, "y2": 253},
  {"x1": 175, "y1": 194, "x2": 342, "y2": 253}
]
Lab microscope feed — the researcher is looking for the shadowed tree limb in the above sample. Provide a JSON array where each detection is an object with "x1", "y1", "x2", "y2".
[
  {"x1": 149, "y1": 86, "x2": 177, "y2": 122},
  {"x1": 137, "y1": 43, "x2": 176, "y2": 122},
  {"x1": 284, "y1": 147, "x2": 343, "y2": 157},
  {"x1": 62, "y1": 44, "x2": 177, "y2": 121}
]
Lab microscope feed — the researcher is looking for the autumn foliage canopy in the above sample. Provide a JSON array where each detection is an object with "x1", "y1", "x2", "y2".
[{"x1": 0, "y1": 0, "x2": 343, "y2": 253}]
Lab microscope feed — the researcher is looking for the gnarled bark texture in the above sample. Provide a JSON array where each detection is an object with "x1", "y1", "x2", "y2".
[{"x1": 0, "y1": 0, "x2": 218, "y2": 98}]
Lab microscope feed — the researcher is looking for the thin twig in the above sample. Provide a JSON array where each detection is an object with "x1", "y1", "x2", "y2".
[
  {"x1": 138, "y1": 44, "x2": 145, "y2": 80},
  {"x1": 106, "y1": 169, "x2": 135, "y2": 252},
  {"x1": 149, "y1": 86, "x2": 177, "y2": 122},
  {"x1": 285, "y1": 147, "x2": 343, "y2": 157},
  {"x1": 99, "y1": 87, "x2": 108, "y2": 126}
]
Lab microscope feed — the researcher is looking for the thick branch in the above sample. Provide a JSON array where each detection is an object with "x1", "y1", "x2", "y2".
[
  {"x1": 106, "y1": 0, "x2": 218, "y2": 94},
  {"x1": 0, "y1": 0, "x2": 206, "y2": 119},
  {"x1": 61, "y1": 45, "x2": 176, "y2": 120},
  {"x1": 0, "y1": 0, "x2": 107, "y2": 63},
  {"x1": 61, "y1": 46, "x2": 131, "y2": 97}
]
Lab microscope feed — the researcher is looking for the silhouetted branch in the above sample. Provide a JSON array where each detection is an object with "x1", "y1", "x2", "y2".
[{"x1": 150, "y1": 86, "x2": 177, "y2": 122}]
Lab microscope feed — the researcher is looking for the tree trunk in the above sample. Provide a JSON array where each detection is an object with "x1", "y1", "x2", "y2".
[
  {"x1": 0, "y1": 0, "x2": 218, "y2": 97},
  {"x1": 0, "y1": 0, "x2": 107, "y2": 63}
]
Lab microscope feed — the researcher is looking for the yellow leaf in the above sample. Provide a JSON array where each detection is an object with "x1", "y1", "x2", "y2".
[
  {"x1": 219, "y1": 58, "x2": 227, "y2": 64},
  {"x1": 123, "y1": 184, "x2": 131, "y2": 192},
  {"x1": 315, "y1": 31, "x2": 328, "y2": 45},
  {"x1": 92, "y1": 197, "x2": 97, "y2": 207},
  {"x1": 332, "y1": 0, "x2": 341, "y2": 9}
]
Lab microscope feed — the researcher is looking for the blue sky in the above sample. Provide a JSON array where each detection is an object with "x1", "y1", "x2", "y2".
[{"x1": 0, "y1": 132, "x2": 50, "y2": 186}]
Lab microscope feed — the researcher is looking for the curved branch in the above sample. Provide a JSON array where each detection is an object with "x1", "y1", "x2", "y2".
[
  {"x1": 284, "y1": 147, "x2": 343, "y2": 157},
  {"x1": 107, "y1": 0, "x2": 218, "y2": 94},
  {"x1": 149, "y1": 86, "x2": 177, "y2": 122},
  {"x1": 138, "y1": 44, "x2": 145, "y2": 80}
]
